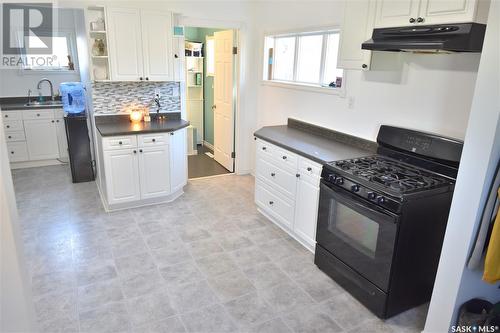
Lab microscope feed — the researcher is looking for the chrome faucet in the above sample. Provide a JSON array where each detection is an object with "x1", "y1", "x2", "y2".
[
  {"x1": 27, "y1": 89, "x2": 32, "y2": 105},
  {"x1": 37, "y1": 78, "x2": 55, "y2": 101}
]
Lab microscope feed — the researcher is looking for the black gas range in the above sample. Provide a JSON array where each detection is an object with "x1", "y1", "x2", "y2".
[{"x1": 315, "y1": 125, "x2": 463, "y2": 319}]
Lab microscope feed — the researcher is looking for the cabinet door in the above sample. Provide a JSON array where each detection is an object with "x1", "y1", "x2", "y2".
[
  {"x1": 294, "y1": 176, "x2": 320, "y2": 249},
  {"x1": 104, "y1": 148, "x2": 141, "y2": 205},
  {"x1": 55, "y1": 117, "x2": 68, "y2": 162},
  {"x1": 169, "y1": 129, "x2": 188, "y2": 193},
  {"x1": 138, "y1": 145, "x2": 171, "y2": 199},
  {"x1": 107, "y1": 7, "x2": 144, "y2": 81},
  {"x1": 338, "y1": 0, "x2": 376, "y2": 71},
  {"x1": 374, "y1": 0, "x2": 421, "y2": 27},
  {"x1": 418, "y1": 0, "x2": 477, "y2": 24},
  {"x1": 140, "y1": 10, "x2": 173, "y2": 81},
  {"x1": 24, "y1": 119, "x2": 59, "y2": 160}
]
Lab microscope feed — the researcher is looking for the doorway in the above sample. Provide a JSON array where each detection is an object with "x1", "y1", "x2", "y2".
[{"x1": 184, "y1": 27, "x2": 237, "y2": 179}]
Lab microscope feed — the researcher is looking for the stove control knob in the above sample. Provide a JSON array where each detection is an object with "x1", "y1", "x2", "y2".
[
  {"x1": 378, "y1": 196, "x2": 386, "y2": 204},
  {"x1": 351, "y1": 184, "x2": 360, "y2": 192},
  {"x1": 328, "y1": 174, "x2": 337, "y2": 183},
  {"x1": 336, "y1": 177, "x2": 344, "y2": 185},
  {"x1": 367, "y1": 192, "x2": 376, "y2": 200}
]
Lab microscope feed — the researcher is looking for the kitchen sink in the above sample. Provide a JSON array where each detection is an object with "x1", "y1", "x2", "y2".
[{"x1": 24, "y1": 100, "x2": 63, "y2": 108}]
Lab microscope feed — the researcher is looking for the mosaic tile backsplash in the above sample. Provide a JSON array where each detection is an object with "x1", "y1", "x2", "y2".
[{"x1": 92, "y1": 81, "x2": 181, "y2": 115}]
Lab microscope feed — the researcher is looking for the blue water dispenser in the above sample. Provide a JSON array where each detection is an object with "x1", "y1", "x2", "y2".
[{"x1": 60, "y1": 82, "x2": 86, "y2": 115}]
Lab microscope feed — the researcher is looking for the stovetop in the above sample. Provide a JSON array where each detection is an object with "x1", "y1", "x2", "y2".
[{"x1": 326, "y1": 155, "x2": 455, "y2": 196}]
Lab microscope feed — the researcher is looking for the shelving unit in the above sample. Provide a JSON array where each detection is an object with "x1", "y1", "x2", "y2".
[
  {"x1": 86, "y1": 6, "x2": 111, "y2": 81},
  {"x1": 185, "y1": 55, "x2": 204, "y2": 145}
]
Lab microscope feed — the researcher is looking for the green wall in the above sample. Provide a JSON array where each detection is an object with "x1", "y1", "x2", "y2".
[{"x1": 184, "y1": 27, "x2": 225, "y2": 146}]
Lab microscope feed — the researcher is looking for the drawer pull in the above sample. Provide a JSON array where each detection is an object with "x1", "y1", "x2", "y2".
[
  {"x1": 269, "y1": 201, "x2": 274, "y2": 205},
  {"x1": 152, "y1": 138, "x2": 156, "y2": 142},
  {"x1": 262, "y1": 147, "x2": 267, "y2": 151},
  {"x1": 51, "y1": 120, "x2": 55, "y2": 123},
  {"x1": 56, "y1": 120, "x2": 59, "y2": 123},
  {"x1": 282, "y1": 156, "x2": 287, "y2": 160},
  {"x1": 307, "y1": 167, "x2": 312, "y2": 171},
  {"x1": 271, "y1": 172, "x2": 276, "y2": 177},
  {"x1": 11, "y1": 151, "x2": 14, "y2": 154},
  {"x1": 296, "y1": 173, "x2": 300, "y2": 178},
  {"x1": 170, "y1": 132, "x2": 174, "y2": 136},
  {"x1": 133, "y1": 150, "x2": 137, "y2": 154},
  {"x1": 37, "y1": 113, "x2": 40, "y2": 117},
  {"x1": 6, "y1": 125, "x2": 10, "y2": 128},
  {"x1": 8, "y1": 135, "x2": 12, "y2": 139},
  {"x1": 139, "y1": 149, "x2": 143, "y2": 153},
  {"x1": 4, "y1": 115, "x2": 8, "y2": 118},
  {"x1": 119, "y1": 141, "x2": 123, "y2": 145}
]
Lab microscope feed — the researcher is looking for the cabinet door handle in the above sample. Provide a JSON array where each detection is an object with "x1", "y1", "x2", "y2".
[
  {"x1": 262, "y1": 147, "x2": 266, "y2": 151},
  {"x1": 139, "y1": 77, "x2": 143, "y2": 81},
  {"x1": 269, "y1": 201, "x2": 274, "y2": 205},
  {"x1": 271, "y1": 172, "x2": 275, "y2": 177},
  {"x1": 139, "y1": 149, "x2": 143, "y2": 153},
  {"x1": 133, "y1": 150, "x2": 137, "y2": 154},
  {"x1": 362, "y1": 64, "x2": 367, "y2": 69},
  {"x1": 170, "y1": 132, "x2": 174, "y2": 136},
  {"x1": 51, "y1": 120, "x2": 55, "y2": 123},
  {"x1": 296, "y1": 173, "x2": 300, "y2": 178},
  {"x1": 152, "y1": 138, "x2": 156, "y2": 142},
  {"x1": 37, "y1": 113, "x2": 40, "y2": 117},
  {"x1": 416, "y1": 17, "x2": 424, "y2": 23},
  {"x1": 409, "y1": 17, "x2": 416, "y2": 23},
  {"x1": 145, "y1": 77, "x2": 149, "y2": 81},
  {"x1": 282, "y1": 156, "x2": 287, "y2": 160},
  {"x1": 118, "y1": 141, "x2": 123, "y2": 145},
  {"x1": 4, "y1": 115, "x2": 8, "y2": 118},
  {"x1": 56, "y1": 120, "x2": 59, "y2": 123},
  {"x1": 307, "y1": 167, "x2": 312, "y2": 171},
  {"x1": 11, "y1": 151, "x2": 14, "y2": 154},
  {"x1": 8, "y1": 135, "x2": 12, "y2": 139},
  {"x1": 6, "y1": 125, "x2": 9, "y2": 128}
]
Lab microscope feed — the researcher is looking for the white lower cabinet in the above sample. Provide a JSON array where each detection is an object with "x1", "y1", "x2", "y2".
[
  {"x1": 24, "y1": 119, "x2": 59, "y2": 160},
  {"x1": 139, "y1": 145, "x2": 171, "y2": 199},
  {"x1": 99, "y1": 128, "x2": 187, "y2": 210},
  {"x1": 255, "y1": 138, "x2": 321, "y2": 252},
  {"x1": 104, "y1": 148, "x2": 141, "y2": 204}
]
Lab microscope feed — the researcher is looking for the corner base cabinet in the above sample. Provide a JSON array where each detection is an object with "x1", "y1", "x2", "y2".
[
  {"x1": 254, "y1": 138, "x2": 322, "y2": 252},
  {"x1": 96, "y1": 128, "x2": 187, "y2": 211}
]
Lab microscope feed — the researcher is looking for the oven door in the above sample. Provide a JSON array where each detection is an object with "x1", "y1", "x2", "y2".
[{"x1": 316, "y1": 180, "x2": 399, "y2": 292}]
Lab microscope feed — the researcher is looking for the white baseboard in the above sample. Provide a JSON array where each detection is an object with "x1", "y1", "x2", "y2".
[
  {"x1": 10, "y1": 159, "x2": 63, "y2": 169},
  {"x1": 203, "y1": 141, "x2": 214, "y2": 151}
]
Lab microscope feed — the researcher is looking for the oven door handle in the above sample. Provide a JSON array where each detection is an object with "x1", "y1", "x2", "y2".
[{"x1": 320, "y1": 181, "x2": 399, "y2": 224}]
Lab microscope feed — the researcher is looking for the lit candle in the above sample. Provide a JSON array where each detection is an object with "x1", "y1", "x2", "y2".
[{"x1": 130, "y1": 109, "x2": 143, "y2": 123}]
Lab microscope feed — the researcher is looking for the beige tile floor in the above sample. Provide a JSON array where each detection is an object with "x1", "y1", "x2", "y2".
[{"x1": 12, "y1": 165, "x2": 428, "y2": 333}]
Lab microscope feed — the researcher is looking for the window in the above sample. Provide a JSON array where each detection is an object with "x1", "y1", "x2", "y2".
[
  {"x1": 20, "y1": 31, "x2": 77, "y2": 71},
  {"x1": 206, "y1": 36, "x2": 215, "y2": 76},
  {"x1": 263, "y1": 30, "x2": 343, "y2": 89}
]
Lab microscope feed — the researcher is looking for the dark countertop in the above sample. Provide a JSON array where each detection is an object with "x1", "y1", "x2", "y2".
[
  {"x1": 95, "y1": 113, "x2": 189, "y2": 137},
  {"x1": 254, "y1": 119, "x2": 377, "y2": 164},
  {"x1": 1, "y1": 96, "x2": 63, "y2": 110}
]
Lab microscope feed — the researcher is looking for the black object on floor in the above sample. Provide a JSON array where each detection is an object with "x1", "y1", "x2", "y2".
[
  {"x1": 188, "y1": 145, "x2": 230, "y2": 179},
  {"x1": 65, "y1": 113, "x2": 95, "y2": 183}
]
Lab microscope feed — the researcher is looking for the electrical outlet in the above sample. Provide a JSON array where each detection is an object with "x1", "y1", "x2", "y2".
[
  {"x1": 348, "y1": 96, "x2": 355, "y2": 109},
  {"x1": 154, "y1": 89, "x2": 161, "y2": 98}
]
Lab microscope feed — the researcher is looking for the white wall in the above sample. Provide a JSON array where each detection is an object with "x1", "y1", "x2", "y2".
[
  {"x1": 0, "y1": 110, "x2": 36, "y2": 332},
  {"x1": 0, "y1": 8, "x2": 82, "y2": 97},
  {"x1": 252, "y1": 1, "x2": 479, "y2": 142},
  {"x1": 424, "y1": 1, "x2": 500, "y2": 331}
]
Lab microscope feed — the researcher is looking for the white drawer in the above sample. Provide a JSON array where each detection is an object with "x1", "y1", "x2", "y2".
[
  {"x1": 256, "y1": 139, "x2": 275, "y2": 159},
  {"x1": 256, "y1": 156, "x2": 297, "y2": 199},
  {"x1": 255, "y1": 179, "x2": 294, "y2": 229},
  {"x1": 22, "y1": 109, "x2": 54, "y2": 120},
  {"x1": 102, "y1": 135, "x2": 137, "y2": 151},
  {"x1": 273, "y1": 146, "x2": 298, "y2": 171},
  {"x1": 4, "y1": 120, "x2": 24, "y2": 132},
  {"x1": 7, "y1": 142, "x2": 29, "y2": 162},
  {"x1": 2, "y1": 111, "x2": 22, "y2": 121},
  {"x1": 298, "y1": 157, "x2": 322, "y2": 179},
  {"x1": 138, "y1": 132, "x2": 170, "y2": 147},
  {"x1": 5, "y1": 131, "x2": 26, "y2": 142}
]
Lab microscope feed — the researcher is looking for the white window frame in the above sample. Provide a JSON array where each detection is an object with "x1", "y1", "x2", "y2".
[
  {"x1": 262, "y1": 28, "x2": 345, "y2": 96},
  {"x1": 205, "y1": 35, "x2": 215, "y2": 77},
  {"x1": 18, "y1": 29, "x2": 79, "y2": 73}
]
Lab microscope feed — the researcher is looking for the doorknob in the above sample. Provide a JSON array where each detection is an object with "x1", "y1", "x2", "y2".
[{"x1": 212, "y1": 105, "x2": 216, "y2": 110}]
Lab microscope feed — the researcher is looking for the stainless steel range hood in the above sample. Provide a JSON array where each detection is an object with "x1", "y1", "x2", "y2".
[{"x1": 362, "y1": 23, "x2": 486, "y2": 53}]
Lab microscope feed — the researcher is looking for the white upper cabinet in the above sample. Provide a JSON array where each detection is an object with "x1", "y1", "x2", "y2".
[
  {"x1": 338, "y1": 0, "x2": 376, "y2": 70},
  {"x1": 107, "y1": 7, "x2": 173, "y2": 81},
  {"x1": 374, "y1": 0, "x2": 488, "y2": 28},
  {"x1": 141, "y1": 10, "x2": 174, "y2": 81},
  {"x1": 107, "y1": 7, "x2": 144, "y2": 81},
  {"x1": 374, "y1": 0, "x2": 420, "y2": 27}
]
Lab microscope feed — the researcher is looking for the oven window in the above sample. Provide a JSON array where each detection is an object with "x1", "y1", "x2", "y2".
[{"x1": 329, "y1": 200, "x2": 379, "y2": 258}]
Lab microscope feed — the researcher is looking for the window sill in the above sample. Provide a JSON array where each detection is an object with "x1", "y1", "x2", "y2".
[
  {"x1": 20, "y1": 69, "x2": 79, "y2": 75},
  {"x1": 261, "y1": 80, "x2": 345, "y2": 97}
]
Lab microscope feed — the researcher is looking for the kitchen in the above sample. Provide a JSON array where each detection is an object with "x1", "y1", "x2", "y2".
[{"x1": 1, "y1": 1, "x2": 499, "y2": 333}]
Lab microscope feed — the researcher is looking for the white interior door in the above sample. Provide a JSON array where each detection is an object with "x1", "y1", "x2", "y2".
[{"x1": 213, "y1": 30, "x2": 234, "y2": 172}]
